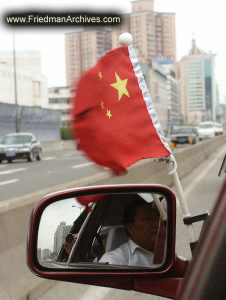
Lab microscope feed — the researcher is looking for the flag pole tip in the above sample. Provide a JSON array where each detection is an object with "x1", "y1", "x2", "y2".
[{"x1": 119, "y1": 32, "x2": 133, "y2": 46}]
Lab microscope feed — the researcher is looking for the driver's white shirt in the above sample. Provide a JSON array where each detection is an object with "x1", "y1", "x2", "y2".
[{"x1": 99, "y1": 238, "x2": 154, "y2": 267}]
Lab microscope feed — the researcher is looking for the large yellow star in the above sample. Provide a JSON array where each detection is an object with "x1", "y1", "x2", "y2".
[{"x1": 110, "y1": 72, "x2": 129, "y2": 101}]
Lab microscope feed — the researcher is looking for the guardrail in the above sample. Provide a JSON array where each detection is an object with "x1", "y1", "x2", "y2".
[{"x1": 0, "y1": 135, "x2": 225, "y2": 300}]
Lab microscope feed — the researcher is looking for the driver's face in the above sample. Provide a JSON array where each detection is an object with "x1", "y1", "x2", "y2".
[{"x1": 127, "y1": 203, "x2": 160, "y2": 252}]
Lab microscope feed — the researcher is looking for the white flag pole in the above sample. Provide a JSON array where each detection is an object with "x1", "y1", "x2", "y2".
[
  {"x1": 119, "y1": 32, "x2": 197, "y2": 251},
  {"x1": 168, "y1": 159, "x2": 196, "y2": 244}
]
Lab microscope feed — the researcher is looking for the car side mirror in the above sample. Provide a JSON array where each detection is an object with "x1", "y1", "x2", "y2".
[{"x1": 27, "y1": 184, "x2": 187, "y2": 299}]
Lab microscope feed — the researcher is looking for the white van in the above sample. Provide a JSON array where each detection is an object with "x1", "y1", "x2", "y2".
[{"x1": 198, "y1": 122, "x2": 215, "y2": 140}]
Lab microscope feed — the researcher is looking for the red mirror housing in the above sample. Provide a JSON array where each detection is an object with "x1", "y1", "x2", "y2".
[{"x1": 27, "y1": 184, "x2": 187, "y2": 299}]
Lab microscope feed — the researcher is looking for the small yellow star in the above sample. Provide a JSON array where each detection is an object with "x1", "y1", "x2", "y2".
[
  {"x1": 100, "y1": 101, "x2": 104, "y2": 109},
  {"x1": 110, "y1": 72, "x2": 129, "y2": 101},
  {"x1": 98, "y1": 72, "x2": 103, "y2": 80},
  {"x1": 106, "y1": 110, "x2": 112, "y2": 119}
]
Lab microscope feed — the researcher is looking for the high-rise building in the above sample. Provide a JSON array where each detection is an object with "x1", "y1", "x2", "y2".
[
  {"x1": 65, "y1": 29, "x2": 112, "y2": 86},
  {"x1": 178, "y1": 39, "x2": 216, "y2": 122},
  {"x1": 112, "y1": 0, "x2": 176, "y2": 65},
  {"x1": 154, "y1": 12, "x2": 176, "y2": 66},
  {"x1": 65, "y1": 1, "x2": 176, "y2": 86},
  {"x1": 53, "y1": 222, "x2": 71, "y2": 255}
]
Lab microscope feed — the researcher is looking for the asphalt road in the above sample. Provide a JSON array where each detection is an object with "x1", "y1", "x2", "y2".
[
  {"x1": 34, "y1": 144, "x2": 225, "y2": 300},
  {"x1": 0, "y1": 149, "x2": 103, "y2": 201},
  {"x1": 0, "y1": 141, "x2": 217, "y2": 202}
]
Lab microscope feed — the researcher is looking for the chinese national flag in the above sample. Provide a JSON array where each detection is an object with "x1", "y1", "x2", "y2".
[{"x1": 71, "y1": 45, "x2": 172, "y2": 175}]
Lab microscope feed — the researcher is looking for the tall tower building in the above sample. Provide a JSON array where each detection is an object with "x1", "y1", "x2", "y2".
[
  {"x1": 112, "y1": 0, "x2": 176, "y2": 65},
  {"x1": 112, "y1": 0, "x2": 156, "y2": 63},
  {"x1": 65, "y1": 29, "x2": 112, "y2": 86},
  {"x1": 53, "y1": 222, "x2": 71, "y2": 254},
  {"x1": 178, "y1": 39, "x2": 216, "y2": 122},
  {"x1": 65, "y1": 1, "x2": 176, "y2": 87},
  {"x1": 154, "y1": 12, "x2": 176, "y2": 65}
]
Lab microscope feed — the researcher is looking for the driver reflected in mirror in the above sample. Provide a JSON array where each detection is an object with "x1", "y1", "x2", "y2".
[{"x1": 99, "y1": 198, "x2": 161, "y2": 267}]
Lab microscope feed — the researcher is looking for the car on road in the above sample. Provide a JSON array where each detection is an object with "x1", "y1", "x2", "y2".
[
  {"x1": 197, "y1": 122, "x2": 216, "y2": 139},
  {"x1": 170, "y1": 126, "x2": 198, "y2": 146},
  {"x1": 0, "y1": 132, "x2": 42, "y2": 163}
]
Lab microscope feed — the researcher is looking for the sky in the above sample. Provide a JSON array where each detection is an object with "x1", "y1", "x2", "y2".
[
  {"x1": 38, "y1": 197, "x2": 84, "y2": 251},
  {"x1": 0, "y1": 0, "x2": 225, "y2": 102}
]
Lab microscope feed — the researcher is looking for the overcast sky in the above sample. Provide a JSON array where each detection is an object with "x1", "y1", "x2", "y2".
[
  {"x1": 0, "y1": 0, "x2": 225, "y2": 102},
  {"x1": 38, "y1": 197, "x2": 83, "y2": 251}
]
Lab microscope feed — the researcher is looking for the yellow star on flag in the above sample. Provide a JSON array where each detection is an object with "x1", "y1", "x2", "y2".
[
  {"x1": 106, "y1": 110, "x2": 112, "y2": 119},
  {"x1": 110, "y1": 72, "x2": 129, "y2": 101},
  {"x1": 98, "y1": 72, "x2": 103, "y2": 80}
]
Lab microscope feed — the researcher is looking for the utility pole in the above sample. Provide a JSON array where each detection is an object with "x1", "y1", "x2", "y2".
[{"x1": 13, "y1": 30, "x2": 20, "y2": 133}]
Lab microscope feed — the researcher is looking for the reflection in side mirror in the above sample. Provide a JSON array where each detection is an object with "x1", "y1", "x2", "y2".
[
  {"x1": 37, "y1": 198, "x2": 84, "y2": 265},
  {"x1": 37, "y1": 192, "x2": 168, "y2": 269}
]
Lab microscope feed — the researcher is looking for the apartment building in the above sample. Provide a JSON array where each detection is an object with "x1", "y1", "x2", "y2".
[
  {"x1": 65, "y1": 29, "x2": 112, "y2": 86},
  {"x1": 112, "y1": 0, "x2": 176, "y2": 65}
]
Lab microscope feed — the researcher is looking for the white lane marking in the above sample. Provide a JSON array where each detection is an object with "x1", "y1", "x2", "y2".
[
  {"x1": 184, "y1": 146, "x2": 226, "y2": 197},
  {"x1": 0, "y1": 168, "x2": 27, "y2": 176},
  {"x1": 63, "y1": 153, "x2": 84, "y2": 158},
  {"x1": 42, "y1": 157, "x2": 55, "y2": 161},
  {"x1": 57, "y1": 157, "x2": 84, "y2": 161},
  {"x1": 0, "y1": 179, "x2": 19, "y2": 186},
  {"x1": 71, "y1": 162, "x2": 94, "y2": 169}
]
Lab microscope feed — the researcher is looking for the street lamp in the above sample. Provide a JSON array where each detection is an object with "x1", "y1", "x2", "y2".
[{"x1": 12, "y1": 30, "x2": 20, "y2": 133}]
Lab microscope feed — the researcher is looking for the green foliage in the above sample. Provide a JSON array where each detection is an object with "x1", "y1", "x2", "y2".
[{"x1": 60, "y1": 127, "x2": 73, "y2": 140}]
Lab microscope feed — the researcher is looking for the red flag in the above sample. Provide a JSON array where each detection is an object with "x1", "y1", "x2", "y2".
[
  {"x1": 71, "y1": 45, "x2": 172, "y2": 175},
  {"x1": 76, "y1": 194, "x2": 105, "y2": 207}
]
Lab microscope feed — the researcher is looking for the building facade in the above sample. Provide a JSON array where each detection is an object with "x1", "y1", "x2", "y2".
[
  {"x1": 149, "y1": 62, "x2": 168, "y2": 131},
  {"x1": 112, "y1": 0, "x2": 176, "y2": 66},
  {"x1": 48, "y1": 86, "x2": 74, "y2": 127},
  {"x1": 65, "y1": 29, "x2": 112, "y2": 86},
  {"x1": 0, "y1": 51, "x2": 48, "y2": 108},
  {"x1": 178, "y1": 40, "x2": 216, "y2": 122},
  {"x1": 161, "y1": 64, "x2": 180, "y2": 127},
  {"x1": 53, "y1": 222, "x2": 71, "y2": 255},
  {"x1": 65, "y1": 0, "x2": 176, "y2": 86}
]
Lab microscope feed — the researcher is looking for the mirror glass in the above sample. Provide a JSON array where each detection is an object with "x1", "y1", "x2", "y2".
[{"x1": 37, "y1": 192, "x2": 168, "y2": 269}]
